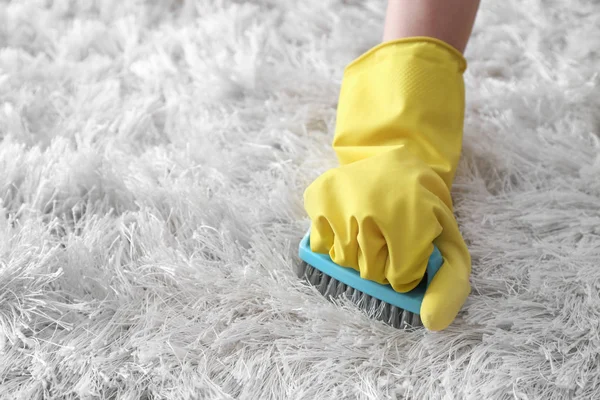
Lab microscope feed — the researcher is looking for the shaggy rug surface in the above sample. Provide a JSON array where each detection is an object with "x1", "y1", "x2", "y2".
[{"x1": 1, "y1": 0, "x2": 600, "y2": 398}]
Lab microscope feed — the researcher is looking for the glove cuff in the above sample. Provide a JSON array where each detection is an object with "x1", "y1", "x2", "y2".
[{"x1": 345, "y1": 36, "x2": 467, "y2": 74}]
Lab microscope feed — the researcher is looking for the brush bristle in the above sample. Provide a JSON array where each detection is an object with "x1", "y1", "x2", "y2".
[{"x1": 297, "y1": 262, "x2": 422, "y2": 329}]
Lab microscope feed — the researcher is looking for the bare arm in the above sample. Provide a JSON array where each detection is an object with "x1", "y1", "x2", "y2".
[{"x1": 383, "y1": 0, "x2": 481, "y2": 53}]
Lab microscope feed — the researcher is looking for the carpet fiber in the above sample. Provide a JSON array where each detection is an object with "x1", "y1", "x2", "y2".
[{"x1": 2, "y1": 0, "x2": 600, "y2": 398}]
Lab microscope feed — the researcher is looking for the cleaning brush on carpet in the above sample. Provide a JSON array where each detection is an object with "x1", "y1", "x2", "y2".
[
  {"x1": 297, "y1": 231, "x2": 443, "y2": 329},
  {"x1": 298, "y1": 38, "x2": 473, "y2": 331}
]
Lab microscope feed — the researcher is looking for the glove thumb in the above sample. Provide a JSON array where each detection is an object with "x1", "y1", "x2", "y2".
[{"x1": 420, "y1": 202, "x2": 471, "y2": 331}]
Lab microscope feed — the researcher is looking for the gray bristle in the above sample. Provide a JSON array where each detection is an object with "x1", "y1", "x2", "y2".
[
  {"x1": 350, "y1": 289, "x2": 363, "y2": 304},
  {"x1": 400, "y1": 310, "x2": 413, "y2": 329},
  {"x1": 380, "y1": 303, "x2": 391, "y2": 322},
  {"x1": 300, "y1": 263, "x2": 313, "y2": 279},
  {"x1": 389, "y1": 306, "x2": 401, "y2": 329},
  {"x1": 309, "y1": 267, "x2": 322, "y2": 285},
  {"x1": 317, "y1": 273, "x2": 330, "y2": 293},
  {"x1": 323, "y1": 277, "x2": 338, "y2": 298},
  {"x1": 334, "y1": 282, "x2": 347, "y2": 297},
  {"x1": 344, "y1": 285, "x2": 354, "y2": 299},
  {"x1": 411, "y1": 313, "x2": 421, "y2": 327},
  {"x1": 300, "y1": 262, "x2": 423, "y2": 329},
  {"x1": 367, "y1": 296, "x2": 380, "y2": 317},
  {"x1": 359, "y1": 294, "x2": 372, "y2": 310}
]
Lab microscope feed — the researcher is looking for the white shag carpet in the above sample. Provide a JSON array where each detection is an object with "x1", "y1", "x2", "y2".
[{"x1": 1, "y1": 0, "x2": 600, "y2": 398}]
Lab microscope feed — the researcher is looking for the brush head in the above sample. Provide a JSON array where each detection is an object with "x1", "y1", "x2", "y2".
[
  {"x1": 297, "y1": 261, "x2": 422, "y2": 329},
  {"x1": 297, "y1": 231, "x2": 443, "y2": 329}
]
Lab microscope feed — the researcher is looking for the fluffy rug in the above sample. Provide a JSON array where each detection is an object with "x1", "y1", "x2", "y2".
[{"x1": 1, "y1": 0, "x2": 600, "y2": 398}]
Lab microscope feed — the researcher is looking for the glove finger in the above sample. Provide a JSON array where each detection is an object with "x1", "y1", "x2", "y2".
[
  {"x1": 328, "y1": 217, "x2": 359, "y2": 270},
  {"x1": 377, "y1": 161, "x2": 445, "y2": 293},
  {"x1": 386, "y1": 239, "x2": 435, "y2": 293},
  {"x1": 420, "y1": 259, "x2": 470, "y2": 331},
  {"x1": 304, "y1": 171, "x2": 335, "y2": 254},
  {"x1": 304, "y1": 170, "x2": 359, "y2": 265},
  {"x1": 420, "y1": 201, "x2": 471, "y2": 331},
  {"x1": 309, "y1": 216, "x2": 335, "y2": 255},
  {"x1": 355, "y1": 216, "x2": 388, "y2": 285}
]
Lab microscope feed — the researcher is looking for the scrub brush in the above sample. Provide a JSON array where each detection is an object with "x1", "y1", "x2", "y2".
[{"x1": 297, "y1": 231, "x2": 443, "y2": 329}]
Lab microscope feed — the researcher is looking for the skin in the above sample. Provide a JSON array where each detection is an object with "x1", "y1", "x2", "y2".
[{"x1": 383, "y1": 0, "x2": 481, "y2": 53}]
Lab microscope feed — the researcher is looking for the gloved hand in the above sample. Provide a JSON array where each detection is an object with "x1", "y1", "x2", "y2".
[{"x1": 303, "y1": 37, "x2": 471, "y2": 331}]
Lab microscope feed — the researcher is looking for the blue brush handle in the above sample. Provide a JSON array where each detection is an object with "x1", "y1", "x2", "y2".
[{"x1": 298, "y1": 231, "x2": 444, "y2": 314}]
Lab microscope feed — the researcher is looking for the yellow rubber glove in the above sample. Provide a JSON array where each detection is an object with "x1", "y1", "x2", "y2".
[{"x1": 303, "y1": 37, "x2": 471, "y2": 331}]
